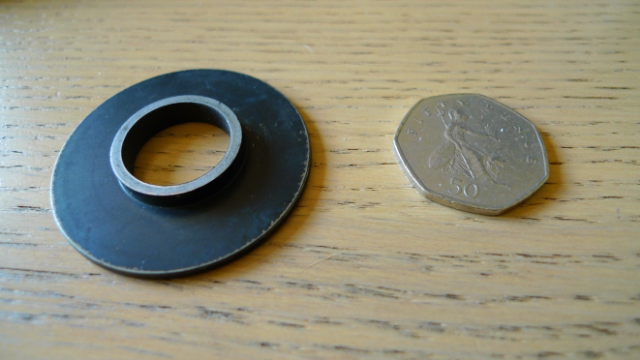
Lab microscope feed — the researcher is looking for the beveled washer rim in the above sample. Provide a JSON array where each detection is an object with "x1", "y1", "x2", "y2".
[{"x1": 109, "y1": 95, "x2": 242, "y2": 198}]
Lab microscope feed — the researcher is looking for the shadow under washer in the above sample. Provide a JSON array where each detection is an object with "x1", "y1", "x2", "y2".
[{"x1": 51, "y1": 70, "x2": 310, "y2": 278}]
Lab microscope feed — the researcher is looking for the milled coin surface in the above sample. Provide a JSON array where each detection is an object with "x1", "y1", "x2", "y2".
[{"x1": 394, "y1": 94, "x2": 549, "y2": 215}]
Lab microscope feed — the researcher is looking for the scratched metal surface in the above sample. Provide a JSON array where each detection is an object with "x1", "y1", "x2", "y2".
[{"x1": 1, "y1": 0, "x2": 639, "y2": 359}]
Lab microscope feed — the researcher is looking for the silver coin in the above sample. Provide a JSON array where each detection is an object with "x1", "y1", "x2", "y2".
[{"x1": 393, "y1": 94, "x2": 549, "y2": 215}]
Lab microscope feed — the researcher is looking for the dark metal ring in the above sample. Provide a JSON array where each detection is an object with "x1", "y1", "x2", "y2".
[
  {"x1": 109, "y1": 95, "x2": 243, "y2": 206},
  {"x1": 51, "y1": 70, "x2": 310, "y2": 278}
]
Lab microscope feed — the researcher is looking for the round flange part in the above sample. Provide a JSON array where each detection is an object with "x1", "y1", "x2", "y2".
[{"x1": 51, "y1": 70, "x2": 310, "y2": 278}]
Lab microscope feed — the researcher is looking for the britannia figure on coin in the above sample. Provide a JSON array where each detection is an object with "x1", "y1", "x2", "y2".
[{"x1": 429, "y1": 108, "x2": 505, "y2": 185}]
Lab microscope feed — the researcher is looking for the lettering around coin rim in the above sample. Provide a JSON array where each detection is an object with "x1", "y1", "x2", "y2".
[{"x1": 393, "y1": 94, "x2": 549, "y2": 215}]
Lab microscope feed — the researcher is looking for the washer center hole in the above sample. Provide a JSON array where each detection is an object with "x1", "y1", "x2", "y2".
[{"x1": 133, "y1": 122, "x2": 230, "y2": 186}]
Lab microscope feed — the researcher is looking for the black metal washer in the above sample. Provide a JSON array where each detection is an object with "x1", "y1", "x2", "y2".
[{"x1": 51, "y1": 70, "x2": 310, "y2": 278}]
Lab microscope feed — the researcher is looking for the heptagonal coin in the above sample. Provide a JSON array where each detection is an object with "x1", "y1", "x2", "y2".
[{"x1": 394, "y1": 94, "x2": 548, "y2": 215}]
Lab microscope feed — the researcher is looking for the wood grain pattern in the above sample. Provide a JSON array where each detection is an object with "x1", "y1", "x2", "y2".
[
  {"x1": 134, "y1": 123, "x2": 230, "y2": 186},
  {"x1": 1, "y1": 0, "x2": 639, "y2": 358}
]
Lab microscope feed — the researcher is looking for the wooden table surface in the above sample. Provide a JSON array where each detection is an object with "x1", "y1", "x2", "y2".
[{"x1": 1, "y1": 1, "x2": 639, "y2": 359}]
